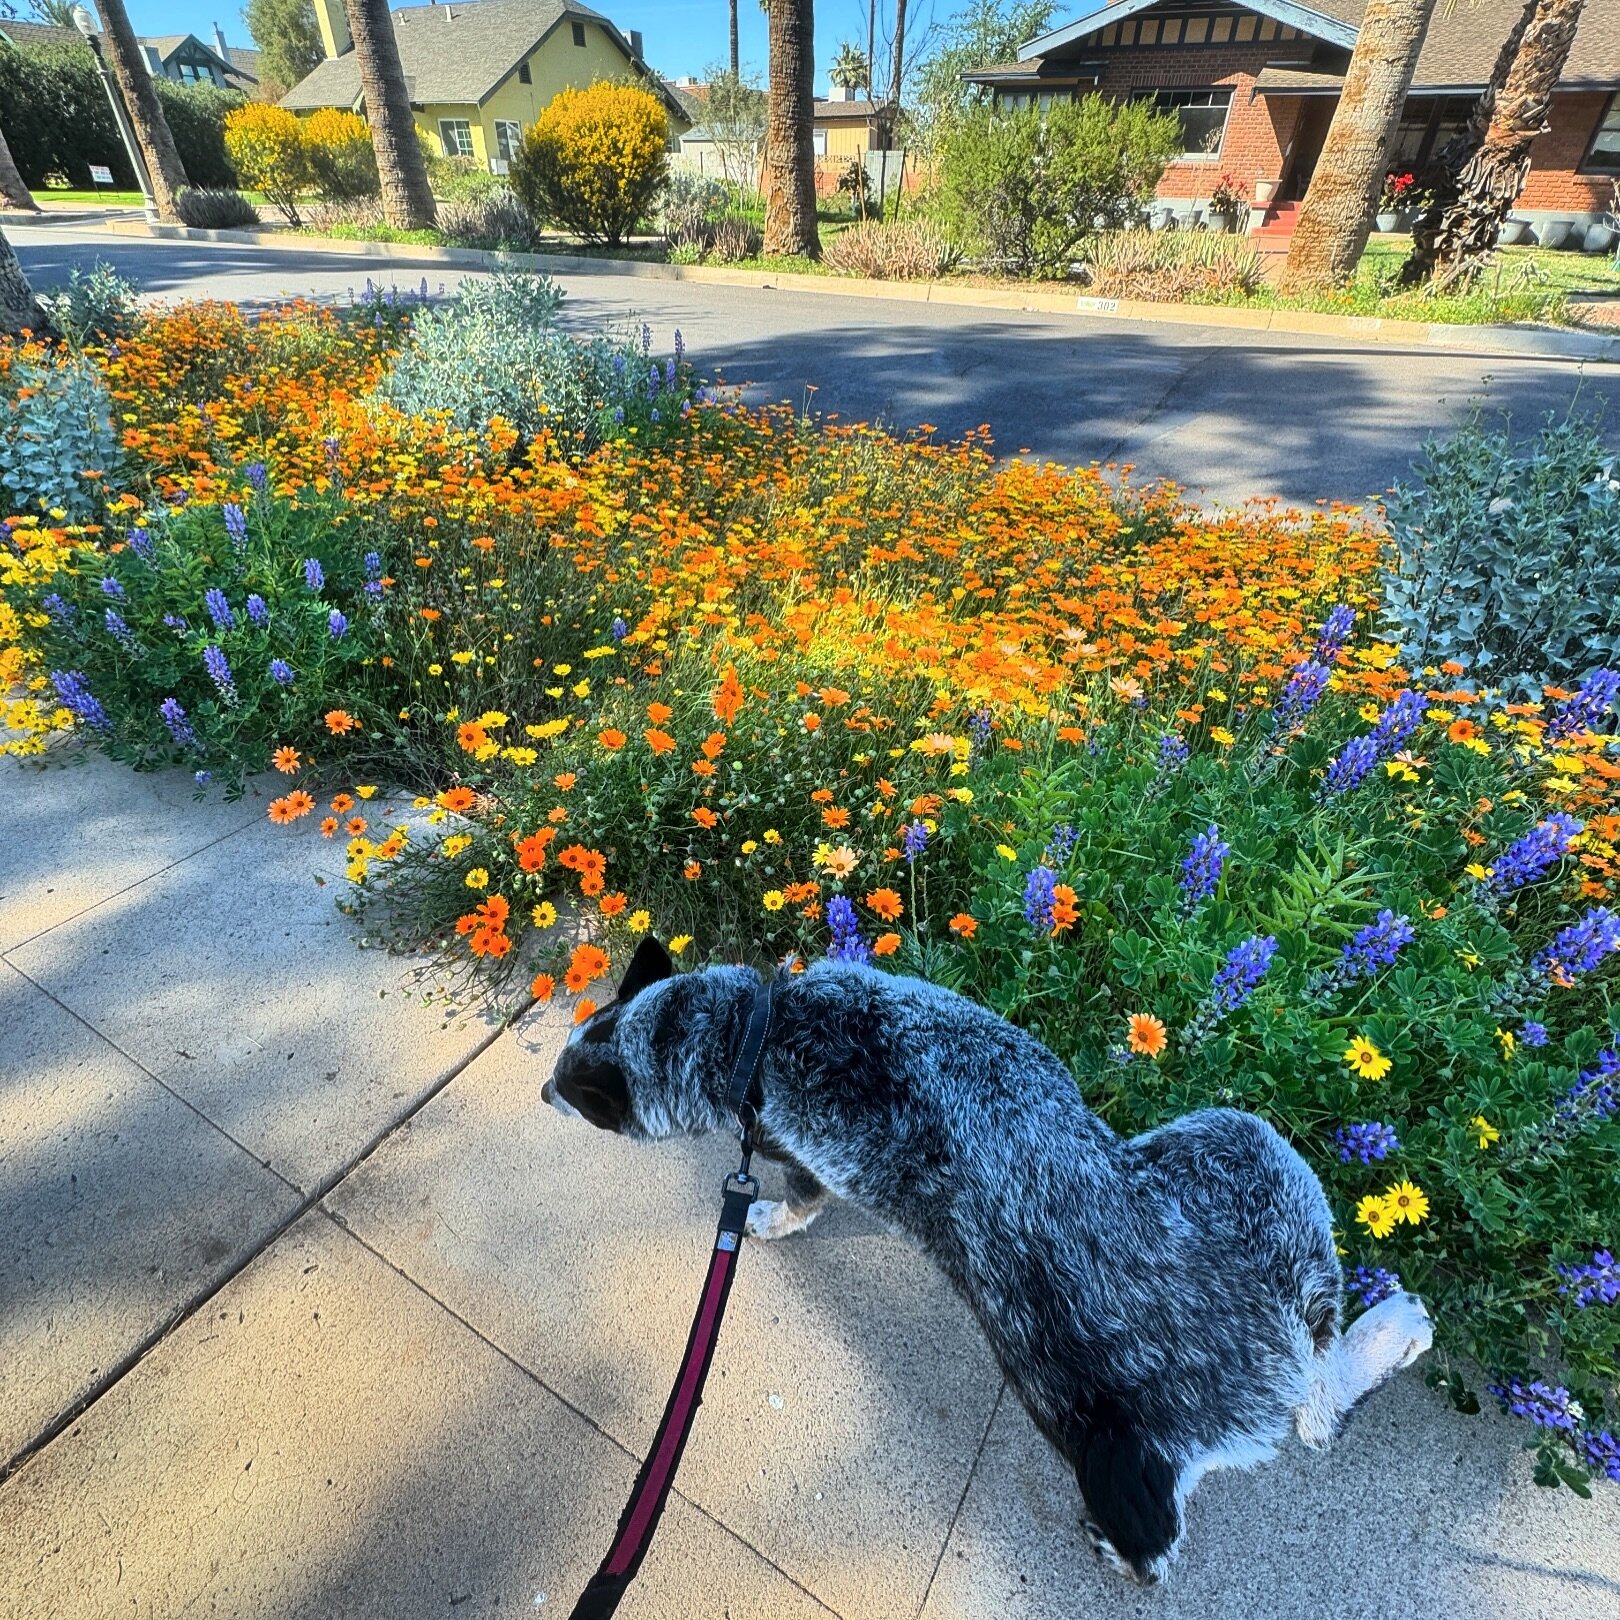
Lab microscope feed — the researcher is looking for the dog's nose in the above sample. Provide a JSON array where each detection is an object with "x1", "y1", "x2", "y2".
[{"x1": 540, "y1": 1077, "x2": 556, "y2": 1104}]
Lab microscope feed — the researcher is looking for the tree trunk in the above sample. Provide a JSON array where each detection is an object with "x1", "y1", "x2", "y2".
[
  {"x1": 890, "y1": 0, "x2": 908, "y2": 105},
  {"x1": 94, "y1": 0, "x2": 190, "y2": 221},
  {"x1": 0, "y1": 225, "x2": 48, "y2": 335},
  {"x1": 1279, "y1": 0, "x2": 1439, "y2": 293},
  {"x1": 763, "y1": 0, "x2": 820, "y2": 258},
  {"x1": 0, "y1": 128, "x2": 39, "y2": 212},
  {"x1": 729, "y1": 0, "x2": 740, "y2": 76},
  {"x1": 344, "y1": 0, "x2": 436, "y2": 230},
  {"x1": 1401, "y1": 0, "x2": 1585, "y2": 286}
]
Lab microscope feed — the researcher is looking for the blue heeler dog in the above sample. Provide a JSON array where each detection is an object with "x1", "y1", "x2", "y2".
[{"x1": 543, "y1": 939, "x2": 1433, "y2": 1583}]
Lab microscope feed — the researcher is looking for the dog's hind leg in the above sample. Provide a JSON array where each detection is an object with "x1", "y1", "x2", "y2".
[
  {"x1": 746, "y1": 1161, "x2": 830, "y2": 1240},
  {"x1": 1296, "y1": 1291, "x2": 1433, "y2": 1447}
]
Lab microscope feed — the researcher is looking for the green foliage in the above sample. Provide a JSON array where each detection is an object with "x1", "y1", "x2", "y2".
[
  {"x1": 1383, "y1": 414, "x2": 1620, "y2": 697},
  {"x1": 301, "y1": 107, "x2": 378, "y2": 202},
  {"x1": 366, "y1": 272, "x2": 696, "y2": 449},
  {"x1": 242, "y1": 0, "x2": 324, "y2": 95},
  {"x1": 434, "y1": 186, "x2": 542, "y2": 251},
  {"x1": 152, "y1": 80, "x2": 245, "y2": 190},
  {"x1": 223, "y1": 102, "x2": 310, "y2": 225},
  {"x1": 36, "y1": 261, "x2": 141, "y2": 349},
  {"x1": 425, "y1": 152, "x2": 508, "y2": 203},
  {"x1": 0, "y1": 352, "x2": 124, "y2": 520},
  {"x1": 1082, "y1": 228, "x2": 1265, "y2": 300},
  {"x1": 908, "y1": 0, "x2": 1058, "y2": 151},
  {"x1": 936, "y1": 97, "x2": 1182, "y2": 277}
]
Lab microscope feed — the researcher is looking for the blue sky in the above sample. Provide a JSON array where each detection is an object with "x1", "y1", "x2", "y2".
[{"x1": 123, "y1": 0, "x2": 898, "y2": 89}]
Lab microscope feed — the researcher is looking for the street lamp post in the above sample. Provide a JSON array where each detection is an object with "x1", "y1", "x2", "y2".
[{"x1": 71, "y1": 4, "x2": 160, "y2": 225}]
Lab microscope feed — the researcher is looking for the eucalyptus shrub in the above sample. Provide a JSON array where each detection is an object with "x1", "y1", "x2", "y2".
[
  {"x1": 1383, "y1": 414, "x2": 1620, "y2": 698},
  {"x1": 36, "y1": 262, "x2": 141, "y2": 350},
  {"x1": 0, "y1": 354, "x2": 124, "y2": 521}
]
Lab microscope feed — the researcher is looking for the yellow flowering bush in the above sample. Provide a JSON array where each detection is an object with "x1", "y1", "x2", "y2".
[
  {"x1": 301, "y1": 107, "x2": 379, "y2": 202},
  {"x1": 223, "y1": 103, "x2": 312, "y2": 225},
  {"x1": 510, "y1": 81, "x2": 669, "y2": 245}
]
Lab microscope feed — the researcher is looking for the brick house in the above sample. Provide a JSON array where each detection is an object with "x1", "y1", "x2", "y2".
[{"x1": 963, "y1": 0, "x2": 1620, "y2": 235}]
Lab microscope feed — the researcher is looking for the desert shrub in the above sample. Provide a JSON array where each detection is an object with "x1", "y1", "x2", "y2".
[
  {"x1": 0, "y1": 353, "x2": 124, "y2": 520},
  {"x1": 426, "y1": 152, "x2": 509, "y2": 203},
  {"x1": 509, "y1": 81, "x2": 669, "y2": 245},
  {"x1": 937, "y1": 96, "x2": 1181, "y2": 277},
  {"x1": 224, "y1": 103, "x2": 311, "y2": 225},
  {"x1": 823, "y1": 219, "x2": 959, "y2": 280},
  {"x1": 177, "y1": 188, "x2": 262, "y2": 229},
  {"x1": 1382, "y1": 414, "x2": 1620, "y2": 699},
  {"x1": 656, "y1": 169, "x2": 726, "y2": 251},
  {"x1": 367, "y1": 272, "x2": 694, "y2": 447},
  {"x1": 1081, "y1": 229, "x2": 1264, "y2": 300},
  {"x1": 435, "y1": 187, "x2": 543, "y2": 251},
  {"x1": 669, "y1": 241, "x2": 704, "y2": 265},
  {"x1": 707, "y1": 213, "x2": 761, "y2": 263},
  {"x1": 302, "y1": 197, "x2": 387, "y2": 233},
  {"x1": 302, "y1": 108, "x2": 379, "y2": 201},
  {"x1": 36, "y1": 262, "x2": 141, "y2": 349}
]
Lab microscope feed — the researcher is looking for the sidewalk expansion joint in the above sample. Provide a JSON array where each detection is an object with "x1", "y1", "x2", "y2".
[{"x1": 917, "y1": 1380, "x2": 1006, "y2": 1618}]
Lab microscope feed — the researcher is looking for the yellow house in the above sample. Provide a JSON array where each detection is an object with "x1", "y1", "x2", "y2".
[{"x1": 282, "y1": 0, "x2": 689, "y2": 172}]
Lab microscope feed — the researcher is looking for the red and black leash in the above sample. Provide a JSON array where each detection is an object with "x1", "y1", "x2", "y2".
[{"x1": 568, "y1": 977, "x2": 775, "y2": 1620}]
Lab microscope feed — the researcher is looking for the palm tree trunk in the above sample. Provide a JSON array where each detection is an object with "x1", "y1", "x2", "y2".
[
  {"x1": 0, "y1": 129, "x2": 39, "y2": 212},
  {"x1": 1401, "y1": 0, "x2": 1586, "y2": 286},
  {"x1": 93, "y1": 0, "x2": 189, "y2": 221},
  {"x1": 890, "y1": 0, "x2": 908, "y2": 105},
  {"x1": 0, "y1": 225, "x2": 48, "y2": 335},
  {"x1": 344, "y1": 0, "x2": 436, "y2": 229},
  {"x1": 730, "y1": 0, "x2": 740, "y2": 76},
  {"x1": 763, "y1": 0, "x2": 820, "y2": 258},
  {"x1": 1279, "y1": 0, "x2": 1439, "y2": 293}
]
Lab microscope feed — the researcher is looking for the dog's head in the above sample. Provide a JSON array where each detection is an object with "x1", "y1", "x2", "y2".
[{"x1": 541, "y1": 936, "x2": 680, "y2": 1135}]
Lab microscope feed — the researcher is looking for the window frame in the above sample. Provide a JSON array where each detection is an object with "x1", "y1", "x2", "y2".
[
  {"x1": 438, "y1": 118, "x2": 475, "y2": 159},
  {"x1": 493, "y1": 119, "x2": 523, "y2": 162},
  {"x1": 1132, "y1": 86, "x2": 1233, "y2": 161},
  {"x1": 1580, "y1": 92, "x2": 1620, "y2": 175},
  {"x1": 570, "y1": 19, "x2": 586, "y2": 46},
  {"x1": 517, "y1": 60, "x2": 531, "y2": 84}
]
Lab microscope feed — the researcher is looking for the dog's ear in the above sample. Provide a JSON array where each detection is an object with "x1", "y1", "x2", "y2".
[{"x1": 617, "y1": 936, "x2": 674, "y2": 1003}]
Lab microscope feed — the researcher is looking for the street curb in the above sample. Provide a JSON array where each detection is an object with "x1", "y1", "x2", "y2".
[{"x1": 89, "y1": 219, "x2": 1620, "y2": 364}]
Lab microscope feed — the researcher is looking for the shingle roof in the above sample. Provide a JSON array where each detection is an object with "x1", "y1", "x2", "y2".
[
  {"x1": 0, "y1": 19, "x2": 78, "y2": 49},
  {"x1": 813, "y1": 98, "x2": 884, "y2": 118},
  {"x1": 281, "y1": 0, "x2": 681, "y2": 114},
  {"x1": 0, "y1": 20, "x2": 257, "y2": 82}
]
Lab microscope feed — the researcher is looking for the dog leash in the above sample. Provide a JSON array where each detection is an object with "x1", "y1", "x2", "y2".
[{"x1": 568, "y1": 976, "x2": 775, "y2": 1620}]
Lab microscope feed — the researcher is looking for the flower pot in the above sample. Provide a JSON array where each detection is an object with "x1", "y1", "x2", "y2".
[
  {"x1": 1150, "y1": 206, "x2": 1174, "y2": 232},
  {"x1": 1582, "y1": 222, "x2": 1618, "y2": 254},
  {"x1": 1375, "y1": 211, "x2": 1400, "y2": 233},
  {"x1": 1497, "y1": 217, "x2": 1530, "y2": 246},
  {"x1": 1253, "y1": 179, "x2": 1280, "y2": 207},
  {"x1": 1206, "y1": 210, "x2": 1235, "y2": 234},
  {"x1": 1536, "y1": 218, "x2": 1573, "y2": 250}
]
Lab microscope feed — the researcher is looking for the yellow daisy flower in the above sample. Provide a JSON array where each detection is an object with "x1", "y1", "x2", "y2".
[
  {"x1": 1344, "y1": 1036, "x2": 1392, "y2": 1081},
  {"x1": 1471, "y1": 1115, "x2": 1500, "y2": 1150},
  {"x1": 1384, "y1": 1180, "x2": 1429, "y2": 1225},
  {"x1": 1356, "y1": 1194, "x2": 1396, "y2": 1240}
]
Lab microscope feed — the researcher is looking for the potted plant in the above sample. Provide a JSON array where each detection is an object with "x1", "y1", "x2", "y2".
[
  {"x1": 1206, "y1": 173, "x2": 1247, "y2": 233},
  {"x1": 1376, "y1": 170, "x2": 1417, "y2": 232},
  {"x1": 1498, "y1": 217, "x2": 1531, "y2": 246},
  {"x1": 1254, "y1": 177, "x2": 1280, "y2": 208},
  {"x1": 1537, "y1": 218, "x2": 1573, "y2": 250}
]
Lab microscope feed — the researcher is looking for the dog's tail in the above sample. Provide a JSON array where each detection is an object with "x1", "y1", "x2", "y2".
[{"x1": 1070, "y1": 1407, "x2": 1182, "y2": 1585}]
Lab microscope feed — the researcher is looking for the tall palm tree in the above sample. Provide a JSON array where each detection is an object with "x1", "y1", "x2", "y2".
[
  {"x1": 762, "y1": 0, "x2": 819, "y2": 257},
  {"x1": 0, "y1": 128, "x2": 39, "y2": 212},
  {"x1": 92, "y1": 0, "x2": 190, "y2": 221},
  {"x1": 730, "y1": 0, "x2": 740, "y2": 75},
  {"x1": 344, "y1": 0, "x2": 436, "y2": 229},
  {"x1": 0, "y1": 225, "x2": 47, "y2": 334},
  {"x1": 830, "y1": 40, "x2": 870, "y2": 92},
  {"x1": 889, "y1": 0, "x2": 908, "y2": 106},
  {"x1": 1279, "y1": 0, "x2": 1439, "y2": 293},
  {"x1": 1401, "y1": 0, "x2": 1586, "y2": 285}
]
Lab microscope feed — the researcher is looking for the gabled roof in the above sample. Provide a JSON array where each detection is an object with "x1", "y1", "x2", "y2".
[
  {"x1": 813, "y1": 98, "x2": 884, "y2": 119},
  {"x1": 0, "y1": 20, "x2": 255, "y2": 83},
  {"x1": 1021, "y1": 0, "x2": 1354, "y2": 59},
  {"x1": 282, "y1": 0, "x2": 685, "y2": 120}
]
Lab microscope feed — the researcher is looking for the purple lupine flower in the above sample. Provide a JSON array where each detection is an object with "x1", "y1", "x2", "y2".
[
  {"x1": 163, "y1": 613, "x2": 188, "y2": 632},
  {"x1": 1334, "y1": 1121, "x2": 1399, "y2": 1165},
  {"x1": 158, "y1": 696, "x2": 197, "y2": 748},
  {"x1": 1561, "y1": 1048, "x2": 1620, "y2": 1123},
  {"x1": 641, "y1": 322, "x2": 652, "y2": 356},
  {"x1": 826, "y1": 895, "x2": 871, "y2": 964},
  {"x1": 967, "y1": 707, "x2": 994, "y2": 752},
  {"x1": 1558, "y1": 1250, "x2": 1620, "y2": 1310},
  {"x1": 1272, "y1": 660, "x2": 1332, "y2": 732},
  {"x1": 647, "y1": 363, "x2": 661, "y2": 401},
  {"x1": 1180, "y1": 824, "x2": 1230, "y2": 906},
  {"x1": 902, "y1": 821, "x2": 929, "y2": 862},
  {"x1": 100, "y1": 575, "x2": 125, "y2": 599},
  {"x1": 1339, "y1": 911, "x2": 1416, "y2": 981},
  {"x1": 51, "y1": 670, "x2": 110, "y2": 730},
  {"x1": 1584, "y1": 1429, "x2": 1620, "y2": 1483},
  {"x1": 613, "y1": 405, "x2": 625, "y2": 425},
  {"x1": 269, "y1": 658, "x2": 294, "y2": 686},
  {"x1": 246, "y1": 594, "x2": 269, "y2": 626},
  {"x1": 1547, "y1": 669, "x2": 1620, "y2": 743},
  {"x1": 1488, "y1": 1377, "x2": 1580, "y2": 1434},
  {"x1": 42, "y1": 593, "x2": 75, "y2": 623},
  {"x1": 1044, "y1": 822, "x2": 1077, "y2": 865},
  {"x1": 1321, "y1": 690, "x2": 1429, "y2": 796},
  {"x1": 245, "y1": 462, "x2": 268, "y2": 493},
  {"x1": 650, "y1": 408, "x2": 661, "y2": 425},
  {"x1": 1344, "y1": 1264, "x2": 1401, "y2": 1309},
  {"x1": 613, "y1": 351, "x2": 626, "y2": 377},
  {"x1": 611, "y1": 617, "x2": 629, "y2": 641},
  {"x1": 104, "y1": 607, "x2": 136, "y2": 650},
  {"x1": 363, "y1": 551, "x2": 382, "y2": 578},
  {"x1": 1488, "y1": 814, "x2": 1583, "y2": 894},
  {"x1": 203, "y1": 587, "x2": 235, "y2": 630},
  {"x1": 1312, "y1": 604, "x2": 1357, "y2": 664},
  {"x1": 1533, "y1": 908, "x2": 1620, "y2": 982},
  {"x1": 323, "y1": 436, "x2": 341, "y2": 464},
  {"x1": 1209, "y1": 934, "x2": 1278, "y2": 1017},
  {"x1": 1024, "y1": 866, "x2": 1057, "y2": 934},
  {"x1": 127, "y1": 526, "x2": 155, "y2": 562},
  {"x1": 303, "y1": 557, "x2": 325, "y2": 591},
  {"x1": 223, "y1": 503, "x2": 247, "y2": 547},
  {"x1": 328, "y1": 609, "x2": 348, "y2": 639},
  {"x1": 194, "y1": 769, "x2": 212, "y2": 786},
  {"x1": 1157, "y1": 732, "x2": 1189, "y2": 773},
  {"x1": 202, "y1": 644, "x2": 234, "y2": 697},
  {"x1": 1519, "y1": 1021, "x2": 1549, "y2": 1047},
  {"x1": 674, "y1": 328, "x2": 684, "y2": 364}
]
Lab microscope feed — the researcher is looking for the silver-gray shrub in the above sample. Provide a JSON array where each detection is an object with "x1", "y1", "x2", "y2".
[
  {"x1": 1381, "y1": 414, "x2": 1620, "y2": 697},
  {"x1": 36, "y1": 261, "x2": 141, "y2": 350},
  {"x1": 656, "y1": 170, "x2": 726, "y2": 251},
  {"x1": 435, "y1": 186, "x2": 542, "y2": 251},
  {"x1": 0, "y1": 354, "x2": 125, "y2": 521}
]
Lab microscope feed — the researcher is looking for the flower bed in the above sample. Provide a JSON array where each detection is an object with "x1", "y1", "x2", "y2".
[{"x1": 2, "y1": 295, "x2": 1617, "y2": 1494}]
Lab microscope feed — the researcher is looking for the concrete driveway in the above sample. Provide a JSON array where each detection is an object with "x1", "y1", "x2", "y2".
[{"x1": 10, "y1": 218, "x2": 1620, "y2": 507}]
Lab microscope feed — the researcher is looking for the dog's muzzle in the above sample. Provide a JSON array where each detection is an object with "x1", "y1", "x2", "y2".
[{"x1": 541, "y1": 1076, "x2": 581, "y2": 1118}]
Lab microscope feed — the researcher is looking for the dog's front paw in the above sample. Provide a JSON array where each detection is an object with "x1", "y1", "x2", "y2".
[
  {"x1": 1363, "y1": 1290, "x2": 1433, "y2": 1368},
  {"x1": 746, "y1": 1198, "x2": 790, "y2": 1240}
]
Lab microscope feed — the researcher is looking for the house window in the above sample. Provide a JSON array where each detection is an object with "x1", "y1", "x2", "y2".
[
  {"x1": 812, "y1": 126, "x2": 828, "y2": 156},
  {"x1": 494, "y1": 120, "x2": 522, "y2": 162},
  {"x1": 1586, "y1": 95, "x2": 1620, "y2": 173},
  {"x1": 1134, "y1": 88, "x2": 1231, "y2": 159},
  {"x1": 439, "y1": 119, "x2": 475, "y2": 158},
  {"x1": 518, "y1": 60, "x2": 531, "y2": 83},
  {"x1": 996, "y1": 88, "x2": 1079, "y2": 112},
  {"x1": 571, "y1": 20, "x2": 586, "y2": 46}
]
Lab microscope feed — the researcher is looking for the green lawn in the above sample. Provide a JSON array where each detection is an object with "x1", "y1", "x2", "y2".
[{"x1": 34, "y1": 187, "x2": 149, "y2": 207}]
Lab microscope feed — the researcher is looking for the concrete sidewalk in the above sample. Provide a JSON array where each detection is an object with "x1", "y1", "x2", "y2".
[{"x1": 2, "y1": 749, "x2": 1618, "y2": 1619}]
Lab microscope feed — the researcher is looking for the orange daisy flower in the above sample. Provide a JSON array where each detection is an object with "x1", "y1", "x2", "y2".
[
  {"x1": 865, "y1": 888, "x2": 903, "y2": 922},
  {"x1": 692, "y1": 806, "x2": 719, "y2": 829},
  {"x1": 873, "y1": 932, "x2": 901, "y2": 957},
  {"x1": 573, "y1": 998, "x2": 598, "y2": 1025},
  {"x1": 320, "y1": 816, "x2": 339, "y2": 838},
  {"x1": 598, "y1": 728, "x2": 627, "y2": 750},
  {"x1": 645, "y1": 728, "x2": 677, "y2": 755},
  {"x1": 1126, "y1": 1013, "x2": 1169, "y2": 1058},
  {"x1": 948, "y1": 913, "x2": 978, "y2": 938},
  {"x1": 647, "y1": 702, "x2": 674, "y2": 724},
  {"x1": 437, "y1": 786, "x2": 476, "y2": 813},
  {"x1": 324, "y1": 710, "x2": 355, "y2": 735},
  {"x1": 457, "y1": 722, "x2": 488, "y2": 753},
  {"x1": 272, "y1": 745, "x2": 301, "y2": 774}
]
